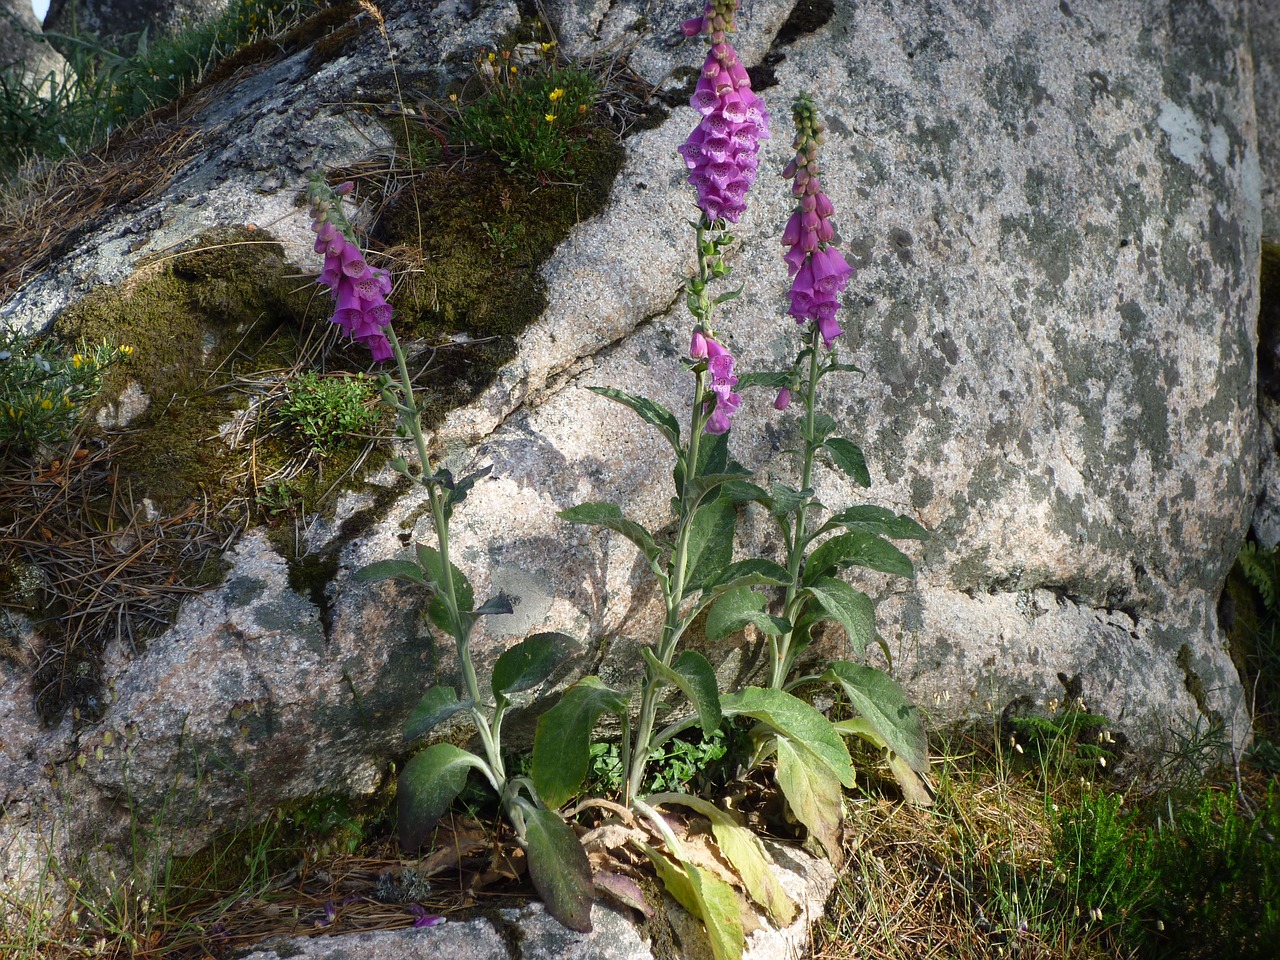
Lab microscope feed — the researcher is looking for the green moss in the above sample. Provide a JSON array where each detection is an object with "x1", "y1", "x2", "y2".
[
  {"x1": 50, "y1": 227, "x2": 320, "y2": 515},
  {"x1": 372, "y1": 128, "x2": 623, "y2": 426}
]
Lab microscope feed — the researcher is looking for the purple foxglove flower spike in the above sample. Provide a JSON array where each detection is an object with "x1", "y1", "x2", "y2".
[
  {"x1": 700, "y1": 333, "x2": 743, "y2": 434},
  {"x1": 309, "y1": 187, "x2": 395, "y2": 362},
  {"x1": 679, "y1": 0, "x2": 770, "y2": 224},
  {"x1": 781, "y1": 93, "x2": 852, "y2": 350}
]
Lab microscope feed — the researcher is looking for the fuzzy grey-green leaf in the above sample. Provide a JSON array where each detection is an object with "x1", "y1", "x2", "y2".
[{"x1": 522, "y1": 804, "x2": 596, "y2": 932}]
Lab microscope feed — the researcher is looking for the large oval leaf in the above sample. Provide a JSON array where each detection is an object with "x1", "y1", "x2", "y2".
[
  {"x1": 824, "y1": 505, "x2": 929, "y2": 541},
  {"x1": 639, "y1": 844, "x2": 745, "y2": 960},
  {"x1": 804, "y1": 531, "x2": 913, "y2": 583},
  {"x1": 532, "y1": 677, "x2": 628, "y2": 809},
  {"x1": 684, "y1": 498, "x2": 737, "y2": 593},
  {"x1": 397, "y1": 744, "x2": 486, "y2": 852},
  {"x1": 824, "y1": 661, "x2": 928, "y2": 775},
  {"x1": 521, "y1": 803, "x2": 596, "y2": 932},
  {"x1": 652, "y1": 793, "x2": 796, "y2": 926},
  {"x1": 491, "y1": 632, "x2": 571, "y2": 697},
  {"x1": 720, "y1": 687, "x2": 854, "y2": 788},
  {"x1": 404, "y1": 686, "x2": 471, "y2": 742},
  {"x1": 800, "y1": 577, "x2": 876, "y2": 656},
  {"x1": 706, "y1": 587, "x2": 789, "y2": 644},
  {"x1": 775, "y1": 736, "x2": 844, "y2": 863},
  {"x1": 642, "y1": 649, "x2": 721, "y2": 736}
]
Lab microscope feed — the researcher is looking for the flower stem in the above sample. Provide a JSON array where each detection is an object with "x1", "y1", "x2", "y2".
[
  {"x1": 386, "y1": 327, "x2": 501, "y2": 782},
  {"x1": 772, "y1": 323, "x2": 824, "y2": 689}
]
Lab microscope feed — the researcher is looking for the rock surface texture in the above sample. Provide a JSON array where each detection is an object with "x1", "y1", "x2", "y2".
[
  {"x1": 1, "y1": 0, "x2": 70, "y2": 85},
  {"x1": 0, "y1": 0, "x2": 1262, "y2": 939},
  {"x1": 234, "y1": 842, "x2": 833, "y2": 960},
  {"x1": 43, "y1": 0, "x2": 230, "y2": 44}
]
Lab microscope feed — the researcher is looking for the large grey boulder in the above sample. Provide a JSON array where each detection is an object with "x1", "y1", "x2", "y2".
[
  {"x1": 0, "y1": 0, "x2": 1260, "y2": 934},
  {"x1": 1, "y1": 0, "x2": 70, "y2": 87},
  {"x1": 43, "y1": 0, "x2": 230, "y2": 45}
]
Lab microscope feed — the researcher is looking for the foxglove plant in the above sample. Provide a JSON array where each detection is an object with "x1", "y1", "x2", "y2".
[
  {"x1": 307, "y1": 177, "x2": 596, "y2": 933},
  {"x1": 526, "y1": 11, "x2": 877, "y2": 958},
  {"x1": 703, "y1": 97, "x2": 933, "y2": 850}
]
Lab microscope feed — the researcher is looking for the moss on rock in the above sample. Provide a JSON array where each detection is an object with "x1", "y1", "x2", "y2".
[{"x1": 372, "y1": 127, "x2": 624, "y2": 425}]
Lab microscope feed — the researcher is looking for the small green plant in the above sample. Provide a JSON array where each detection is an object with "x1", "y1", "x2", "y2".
[
  {"x1": 452, "y1": 43, "x2": 597, "y2": 180},
  {"x1": 1058, "y1": 783, "x2": 1280, "y2": 958},
  {"x1": 0, "y1": 329, "x2": 129, "y2": 452},
  {"x1": 275, "y1": 371, "x2": 380, "y2": 454}
]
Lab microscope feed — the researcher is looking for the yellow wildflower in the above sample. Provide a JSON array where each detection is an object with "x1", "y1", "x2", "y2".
[
  {"x1": 72, "y1": 354, "x2": 83, "y2": 368},
  {"x1": 545, "y1": 113, "x2": 557, "y2": 123},
  {"x1": 449, "y1": 92, "x2": 458, "y2": 102},
  {"x1": 119, "y1": 345, "x2": 134, "y2": 356},
  {"x1": 541, "y1": 41, "x2": 556, "y2": 52},
  {"x1": 549, "y1": 87, "x2": 565, "y2": 102},
  {"x1": 510, "y1": 66, "x2": 517, "y2": 74},
  {"x1": 41, "y1": 398, "x2": 52, "y2": 411},
  {"x1": 487, "y1": 52, "x2": 496, "y2": 63}
]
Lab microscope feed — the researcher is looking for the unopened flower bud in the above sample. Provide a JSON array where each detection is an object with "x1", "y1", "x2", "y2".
[
  {"x1": 774, "y1": 387, "x2": 791, "y2": 410},
  {"x1": 690, "y1": 328, "x2": 709, "y2": 359}
]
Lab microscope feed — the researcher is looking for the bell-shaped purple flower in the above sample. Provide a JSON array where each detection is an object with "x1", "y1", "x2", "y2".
[
  {"x1": 678, "y1": 0, "x2": 770, "y2": 224},
  {"x1": 780, "y1": 93, "x2": 850, "y2": 350},
  {"x1": 310, "y1": 203, "x2": 395, "y2": 363}
]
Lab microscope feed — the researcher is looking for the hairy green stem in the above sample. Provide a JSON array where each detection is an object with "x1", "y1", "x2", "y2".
[
  {"x1": 771, "y1": 323, "x2": 824, "y2": 689},
  {"x1": 624, "y1": 219, "x2": 720, "y2": 806},
  {"x1": 387, "y1": 327, "x2": 503, "y2": 784}
]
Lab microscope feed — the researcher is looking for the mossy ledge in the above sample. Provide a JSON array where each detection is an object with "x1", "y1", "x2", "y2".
[{"x1": 370, "y1": 127, "x2": 624, "y2": 426}]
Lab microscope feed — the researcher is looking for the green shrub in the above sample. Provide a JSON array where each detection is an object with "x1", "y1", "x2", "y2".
[
  {"x1": 275, "y1": 371, "x2": 379, "y2": 454},
  {"x1": 453, "y1": 44, "x2": 598, "y2": 180},
  {"x1": 1058, "y1": 784, "x2": 1280, "y2": 958},
  {"x1": 0, "y1": 328, "x2": 127, "y2": 452}
]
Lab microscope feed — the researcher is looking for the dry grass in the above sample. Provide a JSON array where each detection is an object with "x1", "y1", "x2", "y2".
[{"x1": 815, "y1": 732, "x2": 1138, "y2": 960}]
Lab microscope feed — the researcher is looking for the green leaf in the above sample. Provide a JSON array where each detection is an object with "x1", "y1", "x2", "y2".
[
  {"x1": 558, "y1": 503, "x2": 662, "y2": 564},
  {"x1": 767, "y1": 482, "x2": 811, "y2": 516},
  {"x1": 684, "y1": 498, "x2": 737, "y2": 592},
  {"x1": 688, "y1": 468, "x2": 753, "y2": 507},
  {"x1": 712, "y1": 285, "x2": 744, "y2": 305},
  {"x1": 804, "y1": 531, "x2": 914, "y2": 583},
  {"x1": 675, "y1": 428, "x2": 731, "y2": 493},
  {"x1": 416, "y1": 544, "x2": 475, "y2": 631},
  {"x1": 639, "y1": 845, "x2": 745, "y2": 960},
  {"x1": 587, "y1": 386, "x2": 680, "y2": 451},
  {"x1": 824, "y1": 661, "x2": 928, "y2": 774},
  {"x1": 354, "y1": 559, "x2": 425, "y2": 585},
  {"x1": 397, "y1": 744, "x2": 486, "y2": 851},
  {"x1": 720, "y1": 687, "x2": 854, "y2": 787},
  {"x1": 521, "y1": 803, "x2": 596, "y2": 932},
  {"x1": 445, "y1": 465, "x2": 492, "y2": 513},
  {"x1": 717, "y1": 479, "x2": 771, "y2": 504},
  {"x1": 473, "y1": 594, "x2": 515, "y2": 616},
  {"x1": 775, "y1": 735, "x2": 845, "y2": 862},
  {"x1": 825, "y1": 505, "x2": 929, "y2": 541},
  {"x1": 831, "y1": 718, "x2": 933, "y2": 805},
  {"x1": 735, "y1": 370, "x2": 792, "y2": 392},
  {"x1": 704, "y1": 558, "x2": 792, "y2": 591},
  {"x1": 810, "y1": 413, "x2": 840, "y2": 442},
  {"x1": 800, "y1": 578, "x2": 876, "y2": 656},
  {"x1": 491, "y1": 632, "x2": 569, "y2": 697},
  {"x1": 404, "y1": 686, "x2": 471, "y2": 742},
  {"x1": 652, "y1": 793, "x2": 796, "y2": 926},
  {"x1": 822, "y1": 437, "x2": 871, "y2": 487},
  {"x1": 642, "y1": 649, "x2": 721, "y2": 736},
  {"x1": 532, "y1": 677, "x2": 628, "y2": 809},
  {"x1": 705, "y1": 587, "x2": 789, "y2": 643}
]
